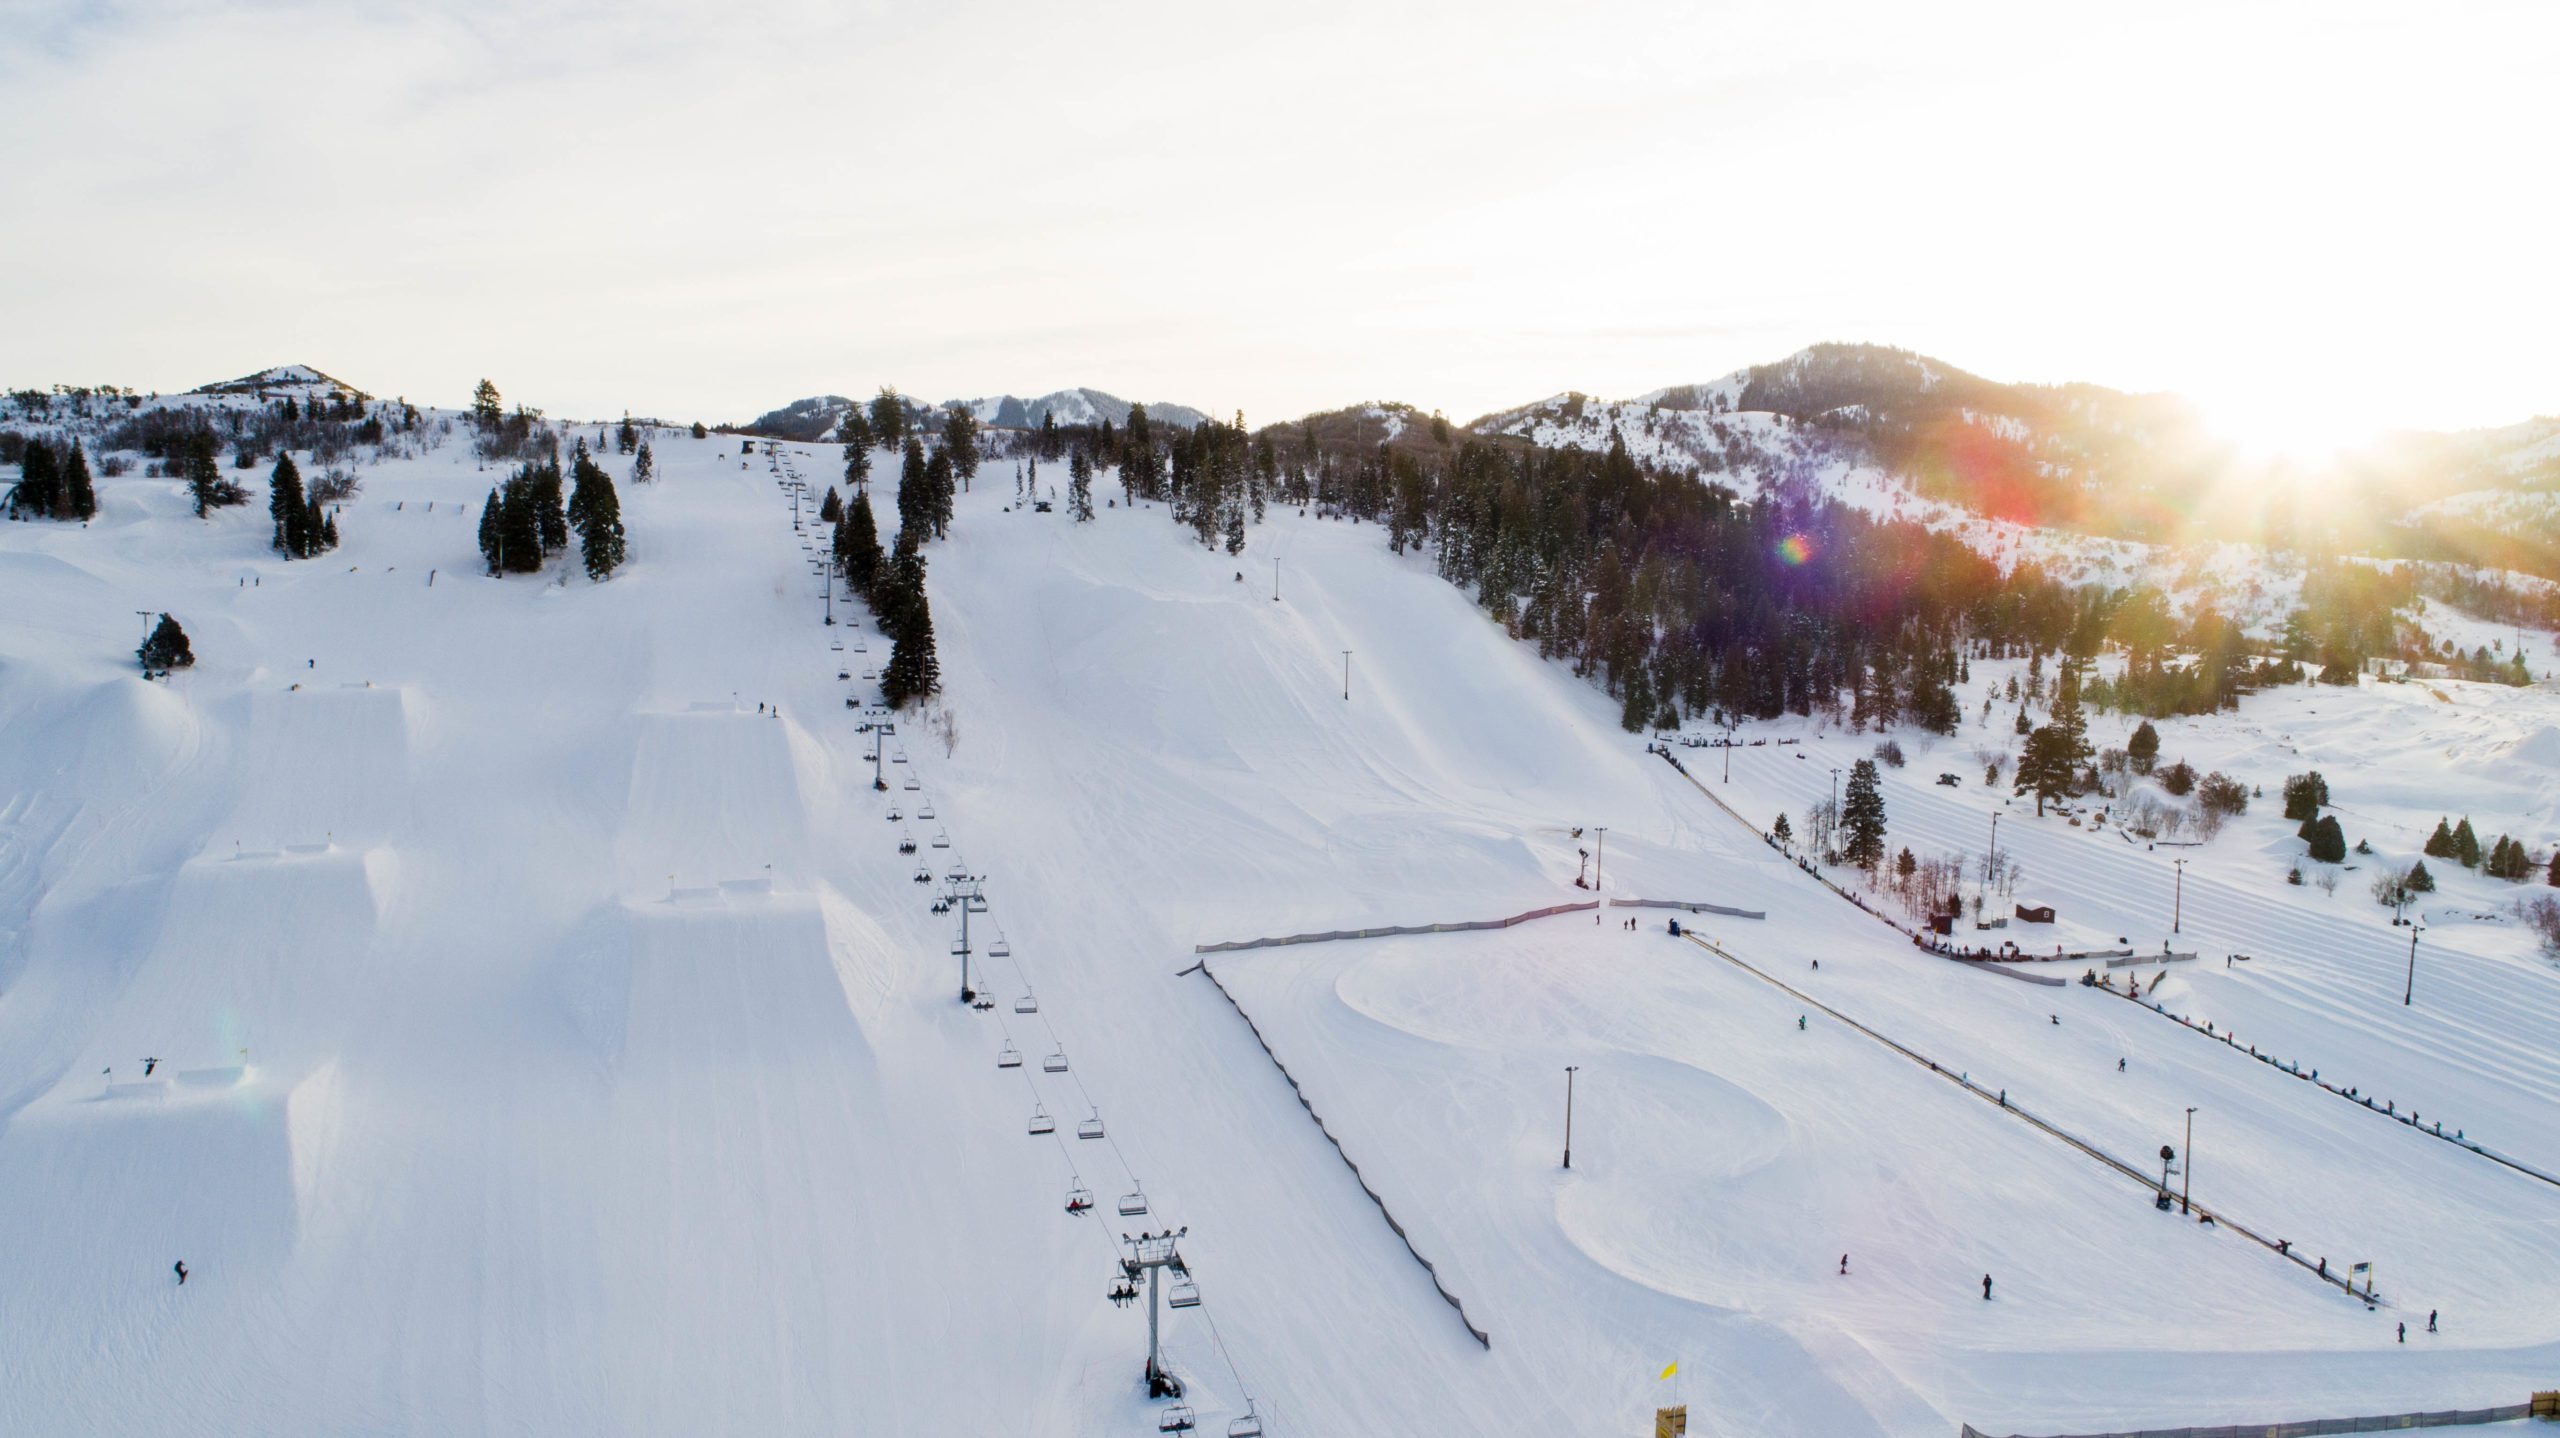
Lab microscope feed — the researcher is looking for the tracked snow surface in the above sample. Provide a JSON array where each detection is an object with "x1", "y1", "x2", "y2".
[{"x1": 1, "y1": 419, "x2": 2556, "y2": 1436}]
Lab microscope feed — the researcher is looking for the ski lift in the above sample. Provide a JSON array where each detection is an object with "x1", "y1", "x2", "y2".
[
  {"x1": 1109, "y1": 1277, "x2": 1138, "y2": 1307},
  {"x1": 886, "y1": 807, "x2": 903, "y2": 822},
  {"x1": 932, "y1": 830, "x2": 951, "y2": 849},
  {"x1": 1117, "y1": 1186, "x2": 1149, "y2": 1217},
  {"x1": 892, "y1": 747, "x2": 908, "y2": 764},
  {"x1": 998, "y1": 1044, "x2": 1022, "y2": 1069},
  {"x1": 902, "y1": 773, "x2": 920, "y2": 791},
  {"x1": 854, "y1": 641, "x2": 868, "y2": 653},
  {"x1": 1227, "y1": 1408, "x2": 1264, "y2": 1438},
  {"x1": 1027, "y1": 1105, "x2": 1054, "y2": 1136},
  {"x1": 913, "y1": 864, "x2": 931, "y2": 883},
  {"x1": 837, "y1": 670, "x2": 850, "y2": 681},
  {"x1": 1065, "y1": 1184, "x2": 1094, "y2": 1215},
  {"x1": 1158, "y1": 1406, "x2": 1196, "y2": 1434},
  {"x1": 1015, "y1": 990, "x2": 1040, "y2": 1014},
  {"x1": 1167, "y1": 1278, "x2": 1200, "y2": 1309},
  {"x1": 918, "y1": 803, "x2": 936, "y2": 820},
  {"x1": 862, "y1": 668, "x2": 877, "y2": 681},
  {"x1": 830, "y1": 640, "x2": 844, "y2": 652},
  {"x1": 1076, "y1": 1111, "x2": 1105, "y2": 1140},
  {"x1": 898, "y1": 835, "x2": 917, "y2": 854},
  {"x1": 989, "y1": 932, "x2": 1011, "y2": 959},
  {"x1": 1043, "y1": 1049, "x2": 1070, "y2": 1073}
]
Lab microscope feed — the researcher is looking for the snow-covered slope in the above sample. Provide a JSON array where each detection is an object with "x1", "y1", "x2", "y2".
[{"x1": 2, "y1": 408, "x2": 2556, "y2": 1436}]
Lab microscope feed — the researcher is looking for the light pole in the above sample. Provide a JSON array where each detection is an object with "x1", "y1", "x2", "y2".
[
  {"x1": 2182, "y1": 1106, "x2": 2196, "y2": 1215},
  {"x1": 1722, "y1": 712, "x2": 1737, "y2": 784},
  {"x1": 1273, "y1": 557, "x2": 1280, "y2": 603},
  {"x1": 2404, "y1": 922, "x2": 2423, "y2": 1006},
  {"x1": 1562, "y1": 1065, "x2": 1579, "y2": 1170},
  {"x1": 1988, "y1": 812, "x2": 2001, "y2": 895},
  {"x1": 1594, "y1": 827, "x2": 1608, "y2": 894},
  {"x1": 1342, "y1": 650, "x2": 1352, "y2": 702},
  {"x1": 2172, "y1": 858, "x2": 2187, "y2": 935}
]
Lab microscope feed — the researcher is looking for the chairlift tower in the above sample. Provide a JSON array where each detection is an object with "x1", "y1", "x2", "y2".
[
  {"x1": 870, "y1": 721, "x2": 895, "y2": 792},
  {"x1": 943, "y1": 873, "x2": 989, "y2": 1001},
  {"x1": 1110, "y1": 1228, "x2": 1195, "y2": 1398}
]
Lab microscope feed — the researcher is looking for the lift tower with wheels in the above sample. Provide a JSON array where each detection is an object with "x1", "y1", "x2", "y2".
[
  {"x1": 1109, "y1": 1228, "x2": 1196, "y2": 1399},
  {"x1": 942, "y1": 872, "x2": 988, "y2": 1001}
]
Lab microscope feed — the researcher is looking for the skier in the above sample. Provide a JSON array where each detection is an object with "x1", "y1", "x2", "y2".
[
  {"x1": 2050, "y1": 1014, "x2": 2059, "y2": 1025},
  {"x1": 143, "y1": 1057, "x2": 157, "y2": 1076},
  {"x1": 173, "y1": 1261, "x2": 187, "y2": 1286},
  {"x1": 2428, "y1": 1310, "x2": 2437, "y2": 1333},
  {"x1": 1982, "y1": 1273, "x2": 1993, "y2": 1300},
  {"x1": 1838, "y1": 1254, "x2": 1848, "y2": 1275},
  {"x1": 1811, "y1": 959, "x2": 1819, "y2": 971},
  {"x1": 2397, "y1": 1322, "x2": 2405, "y2": 1344},
  {"x1": 2117, "y1": 1058, "x2": 2126, "y2": 1073},
  {"x1": 1797, "y1": 1015, "x2": 1806, "y2": 1032}
]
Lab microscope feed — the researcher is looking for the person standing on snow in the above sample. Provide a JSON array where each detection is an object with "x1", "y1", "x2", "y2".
[
  {"x1": 174, "y1": 1261, "x2": 187, "y2": 1285},
  {"x1": 1838, "y1": 1254, "x2": 1848, "y2": 1275},
  {"x1": 1982, "y1": 1274, "x2": 1993, "y2": 1300}
]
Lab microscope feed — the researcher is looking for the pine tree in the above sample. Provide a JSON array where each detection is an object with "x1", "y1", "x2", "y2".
[
  {"x1": 616, "y1": 413, "x2": 638, "y2": 455},
  {"x1": 270, "y1": 452, "x2": 311, "y2": 556},
  {"x1": 568, "y1": 449, "x2": 626, "y2": 580},
  {"x1": 2127, "y1": 719, "x2": 2160, "y2": 774},
  {"x1": 1223, "y1": 506, "x2": 1246, "y2": 555},
  {"x1": 1841, "y1": 758, "x2": 1888, "y2": 869},
  {"x1": 896, "y1": 436, "x2": 929, "y2": 546},
  {"x1": 818, "y1": 486, "x2": 842, "y2": 524},
  {"x1": 2424, "y1": 818, "x2": 2456, "y2": 859},
  {"x1": 2453, "y1": 817, "x2": 2482, "y2": 868},
  {"x1": 925, "y1": 448, "x2": 955, "y2": 539},
  {"x1": 2307, "y1": 815, "x2": 2346, "y2": 864},
  {"x1": 2405, "y1": 859, "x2": 2436, "y2": 892},
  {"x1": 942, "y1": 407, "x2": 979, "y2": 490},
  {"x1": 59, "y1": 439, "x2": 95, "y2": 519},
  {"x1": 631, "y1": 439, "x2": 655, "y2": 484},
  {"x1": 2548, "y1": 850, "x2": 2560, "y2": 887},
  {"x1": 14, "y1": 438, "x2": 58, "y2": 516},
  {"x1": 880, "y1": 588, "x2": 942, "y2": 708},
  {"x1": 868, "y1": 387, "x2": 905, "y2": 452},
  {"x1": 187, "y1": 431, "x2": 239, "y2": 516},
  {"x1": 1068, "y1": 449, "x2": 1095, "y2": 521},
  {"x1": 137, "y1": 613, "x2": 194, "y2": 675},
  {"x1": 2281, "y1": 771, "x2": 2329, "y2": 822},
  {"x1": 477, "y1": 487, "x2": 505, "y2": 573},
  {"x1": 1772, "y1": 812, "x2": 1793, "y2": 846},
  {"x1": 472, "y1": 379, "x2": 504, "y2": 431},
  {"x1": 2017, "y1": 723, "x2": 2077, "y2": 815},
  {"x1": 837, "y1": 488, "x2": 883, "y2": 598},
  {"x1": 533, "y1": 456, "x2": 569, "y2": 556}
]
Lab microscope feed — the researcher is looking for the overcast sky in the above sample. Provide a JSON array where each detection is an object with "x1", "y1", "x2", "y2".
[{"x1": 3, "y1": 0, "x2": 2553, "y2": 442}]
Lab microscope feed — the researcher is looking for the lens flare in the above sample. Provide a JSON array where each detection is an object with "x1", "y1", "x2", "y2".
[{"x1": 1777, "y1": 533, "x2": 1814, "y2": 566}]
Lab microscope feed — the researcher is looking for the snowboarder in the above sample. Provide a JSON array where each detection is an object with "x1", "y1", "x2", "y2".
[
  {"x1": 2397, "y1": 1322, "x2": 2405, "y2": 1344},
  {"x1": 2428, "y1": 1310, "x2": 2437, "y2": 1333},
  {"x1": 1982, "y1": 1273, "x2": 1993, "y2": 1300},
  {"x1": 2117, "y1": 1058, "x2": 2126, "y2": 1073},
  {"x1": 1838, "y1": 1254, "x2": 1848, "y2": 1275},
  {"x1": 1797, "y1": 1015, "x2": 1806, "y2": 1031},
  {"x1": 2050, "y1": 1014, "x2": 2059, "y2": 1025},
  {"x1": 173, "y1": 1261, "x2": 187, "y2": 1285},
  {"x1": 143, "y1": 1057, "x2": 157, "y2": 1076}
]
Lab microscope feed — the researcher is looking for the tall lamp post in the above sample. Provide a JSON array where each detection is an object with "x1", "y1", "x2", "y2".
[
  {"x1": 2404, "y1": 922, "x2": 2423, "y2": 1006},
  {"x1": 1562, "y1": 1065, "x2": 1580, "y2": 1170},
  {"x1": 2182, "y1": 1106, "x2": 2197, "y2": 1215},
  {"x1": 2172, "y1": 858, "x2": 2188, "y2": 935},
  {"x1": 1593, "y1": 827, "x2": 1608, "y2": 895}
]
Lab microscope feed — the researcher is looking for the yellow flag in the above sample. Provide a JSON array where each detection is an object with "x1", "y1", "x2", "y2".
[{"x1": 1658, "y1": 1361, "x2": 1678, "y2": 1381}]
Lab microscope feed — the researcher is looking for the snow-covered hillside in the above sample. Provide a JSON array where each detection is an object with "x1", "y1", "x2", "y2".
[{"x1": 3, "y1": 398, "x2": 2557, "y2": 1437}]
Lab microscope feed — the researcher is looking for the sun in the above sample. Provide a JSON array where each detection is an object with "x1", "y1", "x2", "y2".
[{"x1": 2194, "y1": 385, "x2": 2384, "y2": 468}]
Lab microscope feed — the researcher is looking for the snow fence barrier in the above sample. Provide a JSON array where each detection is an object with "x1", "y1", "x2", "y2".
[
  {"x1": 1957, "y1": 1398, "x2": 2531, "y2": 1437},
  {"x1": 1195, "y1": 958, "x2": 1493, "y2": 1351},
  {"x1": 1607, "y1": 898, "x2": 1767, "y2": 920},
  {"x1": 1193, "y1": 900, "x2": 1601, "y2": 955}
]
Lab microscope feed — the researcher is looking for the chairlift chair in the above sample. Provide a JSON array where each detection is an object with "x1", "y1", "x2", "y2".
[
  {"x1": 898, "y1": 835, "x2": 917, "y2": 854},
  {"x1": 1065, "y1": 1185, "x2": 1094, "y2": 1215},
  {"x1": 989, "y1": 932, "x2": 1011, "y2": 958},
  {"x1": 997, "y1": 1044, "x2": 1022, "y2": 1069},
  {"x1": 830, "y1": 640, "x2": 844, "y2": 652},
  {"x1": 1015, "y1": 991, "x2": 1040, "y2": 1014},
  {"x1": 1117, "y1": 1187, "x2": 1149, "y2": 1217},
  {"x1": 902, "y1": 773, "x2": 920, "y2": 791},
  {"x1": 1227, "y1": 1408, "x2": 1264, "y2": 1438},
  {"x1": 837, "y1": 670, "x2": 851, "y2": 681},
  {"x1": 1077, "y1": 1111, "x2": 1105, "y2": 1140},
  {"x1": 914, "y1": 864, "x2": 931, "y2": 883},
  {"x1": 918, "y1": 803, "x2": 936, "y2": 820},
  {"x1": 1043, "y1": 1049, "x2": 1069, "y2": 1073},
  {"x1": 932, "y1": 830, "x2": 951, "y2": 849},
  {"x1": 886, "y1": 808, "x2": 903, "y2": 822},
  {"x1": 1167, "y1": 1279, "x2": 1201, "y2": 1310},
  {"x1": 892, "y1": 747, "x2": 908, "y2": 764},
  {"x1": 1027, "y1": 1105, "x2": 1054, "y2": 1136},
  {"x1": 1158, "y1": 1405, "x2": 1196, "y2": 1434}
]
